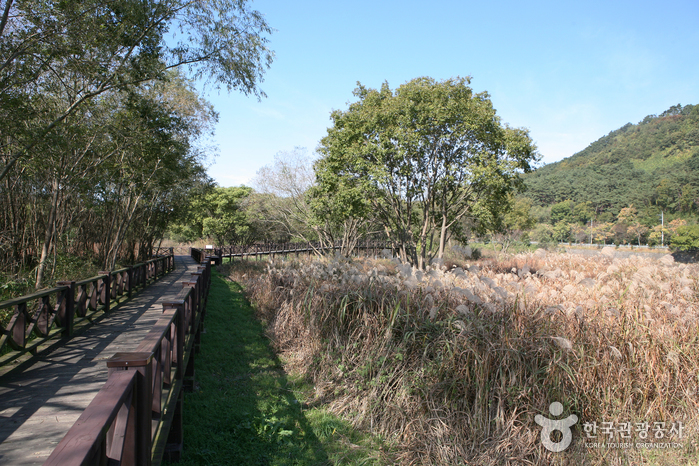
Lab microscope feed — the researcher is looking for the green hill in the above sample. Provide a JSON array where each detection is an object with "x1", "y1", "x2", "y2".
[{"x1": 524, "y1": 104, "x2": 699, "y2": 219}]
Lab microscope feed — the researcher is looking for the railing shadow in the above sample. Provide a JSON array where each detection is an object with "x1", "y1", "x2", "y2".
[
  {"x1": 171, "y1": 272, "x2": 330, "y2": 465},
  {"x1": 0, "y1": 289, "x2": 168, "y2": 436},
  {"x1": 0, "y1": 256, "x2": 190, "y2": 463}
]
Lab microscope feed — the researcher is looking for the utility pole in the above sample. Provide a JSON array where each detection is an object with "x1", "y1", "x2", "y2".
[{"x1": 661, "y1": 211, "x2": 664, "y2": 247}]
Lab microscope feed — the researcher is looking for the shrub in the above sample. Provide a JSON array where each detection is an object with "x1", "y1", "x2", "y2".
[{"x1": 671, "y1": 225, "x2": 699, "y2": 251}]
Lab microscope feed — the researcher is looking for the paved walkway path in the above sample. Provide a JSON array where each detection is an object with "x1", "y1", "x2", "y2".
[{"x1": 0, "y1": 255, "x2": 200, "y2": 466}]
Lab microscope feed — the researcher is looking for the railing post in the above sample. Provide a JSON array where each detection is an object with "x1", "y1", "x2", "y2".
[
  {"x1": 181, "y1": 278, "x2": 201, "y2": 332},
  {"x1": 56, "y1": 281, "x2": 75, "y2": 338},
  {"x1": 107, "y1": 352, "x2": 153, "y2": 466},
  {"x1": 99, "y1": 271, "x2": 111, "y2": 313},
  {"x1": 126, "y1": 266, "x2": 134, "y2": 299},
  {"x1": 164, "y1": 386, "x2": 184, "y2": 462},
  {"x1": 162, "y1": 301, "x2": 185, "y2": 387},
  {"x1": 175, "y1": 282, "x2": 198, "y2": 395},
  {"x1": 116, "y1": 271, "x2": 124, "y2": 299},
  {"x1": 142, "y1": 263, "x2": 148, "y2": 289},
  {"x1": 10, "y1": 303, "x2": 27, "y2": 350},
  {"x1": 199, "y1": 262, "x2": 211, "y2": 311},
  {"x1": 113, "y1": 272, "x2": 120, "y2": 300}
]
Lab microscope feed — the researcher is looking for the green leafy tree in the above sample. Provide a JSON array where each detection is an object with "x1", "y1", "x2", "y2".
[
  {"x1": 195, "y1": 186, "x2": 256, "y2": 246},
  {"x1": 309, "y1": 158, "x2": 373, "y2": 256},
  {"x1": 531, "y1": 223, "x2": 555, "y2": 246},
  {"x1": 495, "y1": 196, "x2": 535, "y2": 251},
  {"x1": 678, "y1": 184, "x2": 699, "y2": 214},
  {"x1": 670, "y1": 225, "x2": 699, "y2": 251},
  {"x1": 553, "y1": 222, "x2": 572, "y2": 243},
  {"x1": 316, "y1": 77, "x2": 538, "y2": 268},
  {"x1": 24, "y1": 71, "x2": 216, "y2": 286},
  {"x1": 550, "y1": 200, "x2": 575, "y2": 225},
  {"x1": 530, "y1": 204, "x2": 551, "y2": 224},
  {"x1": 0, "y1": 0, "x2": 273, "y2": 181},
  {"x1": 0, "y1": 0, "x2": 272, "y2": 287},
  {"x1": 592, "y1": 222, "x2": 614, "y2": 244},
  {"x1": 572, "y1": 201, "x2": 593, "y2": 224},
  {"x1": 616, "y1": 205, "x2": 649, "y2": 245},
  {"x1": 652, "y1": 178, "x2": 678, "y2": 211}
]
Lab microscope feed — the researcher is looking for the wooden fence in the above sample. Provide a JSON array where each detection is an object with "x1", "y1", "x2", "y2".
[
  {"x1": 153, "y1": 246, "x2": 192, "y2": 256},
  {"x1": 43, "y1": 249, "x2": 211, "y2": 465},
  {"x1": 0, "y1": 252, "x2": 176, "y2": 365},
  {"x1": 186, "y1": 240, "x2": 391, "y2": 264}
]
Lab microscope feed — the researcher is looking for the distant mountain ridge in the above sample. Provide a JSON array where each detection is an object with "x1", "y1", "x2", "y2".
[{"x1": 524, "y1": 104, "x2": 699, "y2": 218}]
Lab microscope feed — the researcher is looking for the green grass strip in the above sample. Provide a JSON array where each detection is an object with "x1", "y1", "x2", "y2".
[{"x1": 172, "y1": 270, "x2": 392, "y2": 466}]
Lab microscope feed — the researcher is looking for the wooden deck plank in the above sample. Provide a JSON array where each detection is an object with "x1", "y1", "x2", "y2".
[{"x1": 0, "y1": 255, "x2": 200, "y2": 466}]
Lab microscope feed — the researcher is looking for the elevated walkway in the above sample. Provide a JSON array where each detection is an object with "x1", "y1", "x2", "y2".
[{"x1": 0, "y1": 255, "x2": 200, "y2": 465}]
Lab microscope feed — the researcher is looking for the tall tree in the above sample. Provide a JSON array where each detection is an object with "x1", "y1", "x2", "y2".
[
  {"x1": 3, "y1": 71, "x2": 216, "y2": 287},
  {"x1": 316, "y1": 77, "x2": 538, "y2": 268},
  {"x1": 0, "y1": 0, "x2": 273, "y2": 287},
  {"x1": 310, "y1": 153, "x2": 373, "y2": 256},
  {"x1": 495, "y1": 196, "x2": 535, "y2": 252},
  {"x1": 670, "y1": 225, "x2": 699, "y2": 252},
  {"x1": 196, "y1": 186, "x2": 256, "y2": 246},
  {"x1": 0, "y1": 0, "x2": 273, "y2": 181},
  {"x1": 252, "y1": 148, "x2": 322, "y2": 245}
]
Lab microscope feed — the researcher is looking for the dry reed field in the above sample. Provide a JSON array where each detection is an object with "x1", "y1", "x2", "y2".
[{"x1": 224, "y1": 247, "x2": 699, "y2": 465}]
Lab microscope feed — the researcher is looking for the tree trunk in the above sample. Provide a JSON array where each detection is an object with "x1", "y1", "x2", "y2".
[
  {"x1": 340, "y1": 218, "x2": 363, "y2": 257},
  {"x1": 438, "y1": 213, "x2": 448, "y2": 259},
  {"x1": 35, "y1": 178, "x2": 59, "y2": 289},
  {"x1": 105, "y1": 192, "x2": 141, "y2": 270}
]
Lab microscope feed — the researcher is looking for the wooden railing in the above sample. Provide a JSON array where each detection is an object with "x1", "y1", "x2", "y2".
[
  {"x1": 189, "y1": 240, "x2": 391, "y2": 264},
  {"x1": 0, "y1": 252, "x2": 175, "y2": 364},
  {"x1": 44, "y1": 254, "x2": 211, "y2": 465},
  {"x1": 153, "y1": 246, "x2": 192, "y2": 256}
]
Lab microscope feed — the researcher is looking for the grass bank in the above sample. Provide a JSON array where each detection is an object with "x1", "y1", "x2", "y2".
[{"x1": 172, "y1": 269, "x2": 395, "y2": 465}]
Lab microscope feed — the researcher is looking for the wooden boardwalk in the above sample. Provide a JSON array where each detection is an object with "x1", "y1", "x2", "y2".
[{"x1": 0, "y1": 255, "x2": 201, "y2": 466}]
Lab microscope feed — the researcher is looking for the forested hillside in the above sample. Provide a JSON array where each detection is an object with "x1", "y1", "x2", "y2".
[
  {"x1": 520, "y1": 104, "x2": 699, "y2": 247},
  {"x1": 525, "y1": 104, "x2": 699, "y2": 218}
]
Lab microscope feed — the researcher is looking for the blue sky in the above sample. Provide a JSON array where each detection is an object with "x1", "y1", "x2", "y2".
[{"x1": 201, "y1": 0, "x2": 699, "y2": 187}]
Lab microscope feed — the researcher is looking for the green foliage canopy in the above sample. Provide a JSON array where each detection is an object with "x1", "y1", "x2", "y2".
[
  {"x1": 524, "y1": 104, "x2": 699, "y2": 218},
  {"x1": 172, "y1": 186, "x2": 257, "y2": 246},
  {"x1": 0, "y1": 0, "x2": 273, "y2": 181},
  {"x1": 316, "y1": 77, "x2": 538, "y2": 268},
  {"x1": 670, "y1": 225, "x2": 699, "y2": 252}
]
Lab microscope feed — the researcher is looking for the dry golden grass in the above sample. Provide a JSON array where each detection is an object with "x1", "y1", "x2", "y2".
[{"x1": 223, "y1": 249, "x2": 699, "y2": 465}]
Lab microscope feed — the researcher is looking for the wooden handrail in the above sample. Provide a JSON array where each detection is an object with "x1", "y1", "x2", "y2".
[
  {"x1": 189, "y1": 240, "x2": 391, "y2": 263},
  {"x1": 44, "y1": 370, "x2": 141, "y2": 466},
  {"x1": 44, "y1": 255, "x2": 212, "y2": 465},
  {"x1": 0, "y1": 254, "x2": 175, "y2": 366}
]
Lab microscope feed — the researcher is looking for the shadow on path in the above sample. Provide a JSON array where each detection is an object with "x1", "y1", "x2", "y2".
[{"x1": 0, "y1": 256, "x2": 196, "y2": 465}]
